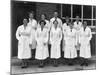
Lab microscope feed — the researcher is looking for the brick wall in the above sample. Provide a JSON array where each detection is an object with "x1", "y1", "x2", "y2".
[{"x1": 36, "y1": 3, "x2": 57, "y2": 21}]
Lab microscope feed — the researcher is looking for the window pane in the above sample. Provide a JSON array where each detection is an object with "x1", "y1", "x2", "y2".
[
  {"x1": 73, "y1": 5, "x2": 81, "y2": 18},
  {"x1": 83, "y1": 20, "x2": 91, "y2": 26},
  {"x1": 93, "y1": 6, "x2": 96, "y2": 19},
  {"x1": 62, "y1": 4, "x2": 71, "y2": 17},
  {"x1": 83, "y1": 5, "x2": 92, "y2": 19},
  {"x1": 93, "y1": 20, "x2": 96, "y2": 26}
]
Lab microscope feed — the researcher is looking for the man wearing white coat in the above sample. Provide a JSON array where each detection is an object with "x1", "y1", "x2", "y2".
[
  {"x1": 38, "y1": 14, "x2": 50, "y2": 31},
  {"x1": 50, "y1": 20, "x2": 62, "y2": 67},
  {"x1": 50, "y1": 11, "x2": 62, "y2": 28},
  {"x1": 79, "y1": 21, "x2": 92, "y2": 66},
  {"x1": 28, "y1": 11, "x2": 37, "y2": 59},
  {"x1": 35, "y1": 20, "x2": 49, "y2": 68},
  {"x1": 16, "y1": 19, "x2": 32, "y2": 68},
  {"x1": 73, "y1": 16, "x2": 82, "y2": 57},
  {"x1": 63, "y1": 22, "x2": 77, "y2": 65}
]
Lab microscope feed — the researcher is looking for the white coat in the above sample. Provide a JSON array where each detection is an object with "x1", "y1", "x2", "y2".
[
  {"x1": 16, "y1": 25, "x2": 31, "y2": 59},
  {"x1": 63, "y1": 25, "x2": 77, "y2": 58},
  {"x1": 50, "y1": 17, "x2": 62, "y2": 28},
  {"x1": 50, "y1": 26, "x2": 62, "y2": 59},
  {"x1": 35, "y1": 26, "x2": 49, "y2": 60},
  {"x1": 28, "y1": 19, "x2": 37, "y2": 49},
  {"x1": 79, "y1": 26, "x2": 92, "y2": 58}
]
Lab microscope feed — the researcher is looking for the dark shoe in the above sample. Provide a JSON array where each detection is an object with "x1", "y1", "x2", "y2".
[
  {"x1": 68, "y1": 63, "x2": 74, "y2": 66},
  {"x1": 21, "y1": 65, "x2": 28, "y2": 68}
]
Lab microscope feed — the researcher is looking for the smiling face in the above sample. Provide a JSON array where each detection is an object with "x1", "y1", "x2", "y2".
[
  {"x1": 65, "y1": 17, "x2": 69, "y2": 23},
  {"x1": 23, "y1": 19, "x2": 28, "y2": 27},
  {"x1": 29, "y1": 13, "x2": 34, "y2": 19},
  {"x1": 83, "y1": 21, "x2": 87, "y2": 28},
  {"x1": 41, "y1": 14, "x2": 45, "y2": 20},
  {"x1": 76, "y1": 16, "x2": 80, "y2": 22},
  {"x1": 54, "y1": 12, "x2": 58, "y2": 18}
]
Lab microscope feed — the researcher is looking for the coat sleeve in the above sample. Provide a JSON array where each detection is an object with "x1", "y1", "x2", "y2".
[
  {"x1": 50, "y1": 30, "x2": 53, "y2": 44},
  {"x1": 35, "y1": 30, "x2": 39, "y2": 43},
  {"x1": 88, "y1": 28, "x2": 92, "y2": 41},
  {"x1": 16, "y1": 26, "x2": 21, "y2": 41},
  {"x1": 43, "y1": 30, "x2": 49, "y2": 43}
]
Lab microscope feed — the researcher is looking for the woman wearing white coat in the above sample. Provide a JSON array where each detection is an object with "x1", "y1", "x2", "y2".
[
  {"x1": 79, "y1": 21, "x2": 92, "y2": 66},
  {"x1": 50, "y1": 20, "x2": 62, "y2": 67},
  {"x1": 16, "y1": 19, "x2": 32, "y2": 68},
  {"x1": 63, "y1": 22, "x2": 77, "y2": 65},
  {"x1": 35, "y1": 20, "x2": 49, "y2": 68}
]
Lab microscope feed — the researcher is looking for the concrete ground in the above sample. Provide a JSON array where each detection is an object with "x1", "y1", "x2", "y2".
[{"x1": 11, "y1": 56, "x2": 96, "y2": 74}]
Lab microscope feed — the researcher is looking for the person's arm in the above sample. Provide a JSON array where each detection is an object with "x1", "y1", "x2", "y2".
[
  {"x1": 16, "y1": 26, "x2": 21, "y2": 41},
  {"x1": 50, "y1": 30, "x2": 53, "y2": 44},
  {"x1": 87, "y1": 27, "x2": 92, "y2": 41},
  {"x1": 43, "y1": 30, "x2": 49, "y2": 45}
]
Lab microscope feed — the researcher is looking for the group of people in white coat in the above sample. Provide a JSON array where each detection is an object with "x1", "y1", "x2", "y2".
[{"x1": 16, "y1": 11, "x2": 92, "y2": 68}]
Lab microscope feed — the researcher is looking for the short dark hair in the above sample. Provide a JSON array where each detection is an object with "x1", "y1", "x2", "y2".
[{"x1": 39, "y1": 20, "x2": 46, "y2": 25}]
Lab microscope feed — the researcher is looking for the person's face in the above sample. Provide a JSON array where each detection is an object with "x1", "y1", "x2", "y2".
[
  {"x1": 76, "y1": 16, "x2": 80, "y2": 21},
  {"x1": 41, "y1": 22, "x2": 44, "y2": 28},
  {"x1": 83, "y1": 21, "x2": 87, "y2": 27},
  {"x1": 69, "y1": 23, "x2": 73, "y2": 29},
  {"x1": 54, "y1": 12, "x2": 58, "y2": 18},
  {"x1": 23, "y1": 19, "x2": 28, "y2": 26},
  {"x1": 41, "y1": 15, "x2": 45, "y2": 20},
  {"x1": 29, "y1": 13, "x2": 34, "y2": 19},
  {"x1": 66, "y1": 18, "x2": 69, "y2": 23}
]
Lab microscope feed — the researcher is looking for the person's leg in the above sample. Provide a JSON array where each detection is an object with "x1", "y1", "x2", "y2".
[
  {"x1": 80, "y1": 57, "x2": 85, "y2": 66},
  {"x1": 21, "y1": 59, "x2": 28, "y2": 68},
  {"x1": 38, "y1": 60, "x2": 44, "y2": 68},
  {"x1": 54, "y1": 59, "x2": 58, "y2": 67}
]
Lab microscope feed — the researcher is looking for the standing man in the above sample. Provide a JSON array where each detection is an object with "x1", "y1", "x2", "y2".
[
  {"x1": 50, "y1": 11, "x2": 62, "y2": 28},
  {"x1": 28, "y1": 11, "x2": 37, "y2": 60},
  {"x1": 16, "y1": 19, "x2": 32, "y2": 68},
  {"x1": 73, "y1": 16, "x2": 82, "y2": 58},
  {"x1": 38, "y1": 14, "x2": 50, "y2": 31},
  {"x1": 50, "y1": 20, "x2": 62, "y2": 67}
]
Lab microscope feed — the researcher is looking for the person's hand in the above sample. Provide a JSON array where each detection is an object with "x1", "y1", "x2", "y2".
[{"x1": 44, "y1": 43, "x2": 47, "y2": 46}]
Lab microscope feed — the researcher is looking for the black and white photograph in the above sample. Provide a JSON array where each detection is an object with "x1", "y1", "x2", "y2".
[{"x1": 11, "y1": 0, "x2": 96, "y2": 74}]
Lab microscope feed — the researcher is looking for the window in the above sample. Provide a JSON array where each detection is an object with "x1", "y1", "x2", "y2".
[
  {"x1": 73, "y1": 5, "x2": 81, "y2": 18},
  {"x1": 62, "y1": 4, "x2": 71, "y2": 17},
  {"x1": 83, "y1": 5, "x2": 92, "y2": 19}
]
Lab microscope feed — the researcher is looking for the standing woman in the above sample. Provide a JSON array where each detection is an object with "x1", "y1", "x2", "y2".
[
  {"x1": 63, "y1": 22, "x2": 77, "y2": 65},
  {"x1": 28, "y1": 11, "x2": 37, "y2": 59},
  {"x1": 50, "y1": 20, "x2": 62, "y2": 67},
  {"x1": 16, "y1": 19, "x2": 32, "y2": 68},
  {"x1": 79, "y1": 21, "x2": 92, "y2": 66},
  {"x1": 35, "y1": 20, "x2": 49, "y2": 68}
]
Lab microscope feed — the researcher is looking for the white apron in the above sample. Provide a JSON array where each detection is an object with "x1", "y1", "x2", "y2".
[
  {"x1": 35, "y1": 27, "x2": 49, "y2": 60},
  {"x1": 28, "y1": 19, "x2": 37, "y2": 49},
  {"x1": 79, "y1": 27, "x2": 92, "y2": 58},
  {"x1": 50, "y1": 26, "x2": 62, "y2": 59},
  {"x1": 16, "y1": 25, "x2": 31, "y2": 59},
  {"x1": 63, "y1": 26, "x2": 77, "y2": 58}
]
